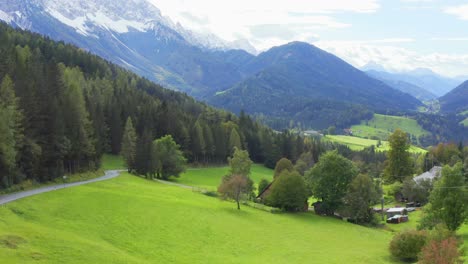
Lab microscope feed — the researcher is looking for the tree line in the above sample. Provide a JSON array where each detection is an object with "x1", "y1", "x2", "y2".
[{"x1": 0, "y1": 23, "x2": 306, "y2": 189}]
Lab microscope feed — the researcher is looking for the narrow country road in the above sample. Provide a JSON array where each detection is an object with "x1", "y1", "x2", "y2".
[{"x1": 0, "y1": 170, "x2": 124, "y2": 205}]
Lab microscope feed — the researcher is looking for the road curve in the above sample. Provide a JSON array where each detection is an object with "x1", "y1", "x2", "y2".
[{"x1": 0, "y1": 170, "x2": 124, "y2": 205}]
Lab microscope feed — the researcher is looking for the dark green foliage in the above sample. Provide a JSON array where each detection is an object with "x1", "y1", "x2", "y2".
[
  {"x1": 306, "y1": 151, "x2": 358, "y2": 215},
  {"x1": 273, "y1": 158, "x2": 294, "y2": 178},
  {"x1": 389, "y1": 230, "x2": 427, "y2": 262},
  {"x1": 420, "y1": 163, "x2": 468, "y2": 231},
  {"x1": 210, "y1": 42, "x2": 421, "y2": 130},
  {"x1": 0, "y1": 75, "x2": 23, "y2": 187},
  {"x1": 294, "y1": 151, "x2": 314, "y2": 176},
  {"x1": 384, "y1": 129, "x2": 413, "y2": 183},
  {"x1": 151, "y1": 135, "x2": 187, "y2": 180},
  {"x1": 0, "y1": 23, "x2": 304, "y2": 189},
  {"x1": 121, "y1": 117, "x2": 137, "y2": 172},
  {"x1": 401, "y1": 177, "x2": 432, "y2": 205},
  {"x1": 257, "y1": 178, "x2": 270, "y2": 195},
  {"x1": 228, "y1": 147, "x2": 252, "y2": 177},
  {"x1": 343, "y1": 174, "x2": 379, "y2": 224},
  {"x1": 439, "y1": 80, "x2": 468, "y2": 113},
  {"x1": 266, "y1": 170, "x2": 308, "y2": 211}
]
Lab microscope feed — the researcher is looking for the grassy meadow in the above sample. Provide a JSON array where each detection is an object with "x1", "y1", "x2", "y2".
[
  {"x1": 174, "y1": 164, "x2": 274, "y2": 190},
  {"x1": 351, "y1": 114, "x2": 428, "y2": 141},
  {"x1": 325, "y1": 135, "x2": 427, "y2": 153},
  {"x1": 0, "y1": 173, "x2": 398, "y2": 264}
]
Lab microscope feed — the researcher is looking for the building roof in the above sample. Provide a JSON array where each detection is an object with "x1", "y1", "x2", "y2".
[
  {"x1": 413, "y1": 166, "x2": 442, "y2": 183},
  {"x1": 386, "y1": 208, "x2": 406, "y2": 213}
]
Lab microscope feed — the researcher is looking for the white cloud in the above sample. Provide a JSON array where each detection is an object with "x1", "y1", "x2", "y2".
[
  {"x1": 431, "y1": 37, "x2": 468, "y2": 41},
  {"x1": 315, "y1": 41, "x2": 468, "y2": 77},
  {"x1": 150, "y1": 0, "x2": 378, "y2": 49},
  {"x1": 444, "y1": 4, "x2": 468, "y2": 20}
]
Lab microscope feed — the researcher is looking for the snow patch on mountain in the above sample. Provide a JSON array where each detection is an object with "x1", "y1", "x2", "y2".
[{"x1": 0, "y1": 10, "x2": 13, "y2": 23}]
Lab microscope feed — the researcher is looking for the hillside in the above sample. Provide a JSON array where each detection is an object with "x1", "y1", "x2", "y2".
[
  {"x1": 366, "y1": 70, "x2": 437, "y2": 101},
  {"x1": 439, "y1": 80, "x2": 468, "y2": 113},
  {"x1": 324, "y1": 135, "x2": 427, "y2": 153},
  {"x1": 0, "y1": 23, "x2": 297, "y2": 189},
  {"x1": 0, "y1": 173, "x2": 395, "y2": 263},
  {"x1": 210, "y1": 42, "x2": 422, "y2": 129},
  {"x1": 0, "y1": 0, "x2": 255, "y2": 97},
  {"x1": 350, "y1": 114, "x2": 429, "y2": 142}
]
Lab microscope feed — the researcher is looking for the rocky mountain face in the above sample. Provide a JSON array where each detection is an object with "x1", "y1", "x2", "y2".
[{"x1": 0, "y1": 0, "x2": 256, "y2": 96}]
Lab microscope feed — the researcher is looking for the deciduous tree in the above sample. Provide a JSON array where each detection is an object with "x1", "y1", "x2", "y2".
[
  {"x1": 151, "y1": 135, "x2": 187, "y2": 180},
  {"x1": 343, "y1": 174, "x2": 378, "y2": 224},
  {"x1": 421, "y1": 163, "x2": 467, "y2": 231},
  {"x1": 306, "y1": 150, "x2": 358, "y2": 215},
  {"x1": 274, "y1": 157, "x2": 294, "y2": 178},
  {"x1": 218, "y1": 174, "x2": 253, "y2": 210},
  {"x1": 266, "y1": 170, "x2": 308, "y2": 211},
  {"x1": 384, "y1": 129, "x2": 413, "y2": 183}
]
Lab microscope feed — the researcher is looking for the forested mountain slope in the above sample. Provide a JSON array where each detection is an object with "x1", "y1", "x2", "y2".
[
  {"x1": 210, "y1": 42, "x2": 422, "y2": 129},
  {"x1": 0, "y1": 23, "x2": 301, "y2": 189},
  {"x1": 439, "y1": 80, "x2": 468, "y2": 113}
]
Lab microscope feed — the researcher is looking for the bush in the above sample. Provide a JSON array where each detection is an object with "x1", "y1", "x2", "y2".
[
  {"x1": 266, "y1": 170, "x2": 308, "y2": 211},
  {"x1": 389, "y1": 230, "x2": 427, "y2": 262},
  {"x1": 257, "y1": 178, "x2": 270, "y2": 195},
  {"x1": 418, "y1": 237, "x2": 461, "y2": 264}
]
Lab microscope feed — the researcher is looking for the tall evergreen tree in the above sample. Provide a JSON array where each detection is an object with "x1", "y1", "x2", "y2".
[
  {"x1": 121, "y1": 117, "x2": 137, "y2": 172},
  {"x1": 228, "y1": 128, "x2": 242, "y2": 153},
  {"x1": 0, "y1": 75, "x2": 23, "y2": 187}
]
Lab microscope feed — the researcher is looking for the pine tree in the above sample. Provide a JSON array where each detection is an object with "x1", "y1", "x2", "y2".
[
  {"x1": 228, "y1": 128, "x2": 242, "y2": 153},
  {"x1": 0, "y1": 75, "x2": 23, "y2": 187},
  {"x1": 121, "y1": 117, "x2": 137, "y2": 172}
]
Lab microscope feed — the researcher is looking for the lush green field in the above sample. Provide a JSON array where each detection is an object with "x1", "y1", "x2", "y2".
[
  {"x1": 351, "y1": 114, "x2": 428, "y2": 140},
  {"x1": 0, "y1": 173, "x2": 397, "y2": 264},
  {"x1": 325, "y1": 135, "x2": 427, "y2": 153},
  {"x1": 174, "y1": 164, "x2": 274, "y2": 190}
]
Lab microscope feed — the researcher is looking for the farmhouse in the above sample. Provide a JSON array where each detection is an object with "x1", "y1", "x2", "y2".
[
  {"x1": 386, "y1": 207, "x2": 407, "y2": 218},
  {"x1": 413, "y1": 166, "x2": 442, "y2": 184}
]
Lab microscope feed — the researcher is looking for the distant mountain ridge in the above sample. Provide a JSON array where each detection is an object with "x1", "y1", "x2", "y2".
[
  {"x1": 361, "y1": 65, "x2": 461, "y2": 97},
  {"x1": 0, "y1": 0, "x2": 424, "y2": 130},
  {"x1": 439, "y1": 80, "x2": 468, "y2": 113},
  {"x1": 210, "y1": 42, "x2": 422, "y2": 129},
  {"x1": 366, "y1": 70, "x2": 437, "y2": 101}
]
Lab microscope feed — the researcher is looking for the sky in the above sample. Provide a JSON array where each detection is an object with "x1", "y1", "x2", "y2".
[{"x1": 150, "y1": 0, "x2": 468, "y2": 77}]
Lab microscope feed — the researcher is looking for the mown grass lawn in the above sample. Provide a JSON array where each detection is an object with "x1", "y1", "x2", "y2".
[
  {"x1": 325, "y1": 135, "x2": 426, "y2": 153},
  {"x1": 0, "y1": 173, "x2": 397, "y2": 264},
  {"x1": 351, "y1": 114, "x2": 429, "y2": 141},
  {"x1": 174, "y1": 164, "x2": 274, "y2": 190}
]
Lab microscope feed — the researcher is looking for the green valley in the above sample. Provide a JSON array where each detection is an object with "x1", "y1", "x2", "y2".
[{"x1": 0, "y1": 173, "x2": 395, "y2": 264}]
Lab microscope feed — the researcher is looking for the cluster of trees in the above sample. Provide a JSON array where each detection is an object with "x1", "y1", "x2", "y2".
[{"x1": 0, "y1": 23, "x2": 306, "y2": 189}]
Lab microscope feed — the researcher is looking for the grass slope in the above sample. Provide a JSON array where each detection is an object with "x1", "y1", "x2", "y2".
[
  {"x1": 174, "y1": 164, "x2": 274, "y2": 190},
  {"x1": 0, "y1": 173, "x2": 397, "y2": 264},
  {"x1": 461, "y1": 118, "x2": 468, "y2": 127},
  {"x1": 325, "y1": 135, "x2": 426, "y2": 153},
  {"x1": 351, "y1": 114, "x2": 428, "y2": 140}
]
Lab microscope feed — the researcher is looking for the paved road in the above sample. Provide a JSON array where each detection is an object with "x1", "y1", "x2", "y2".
[{"x1": 0, "y1": 170, "x2": 124, "y2": 205}]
